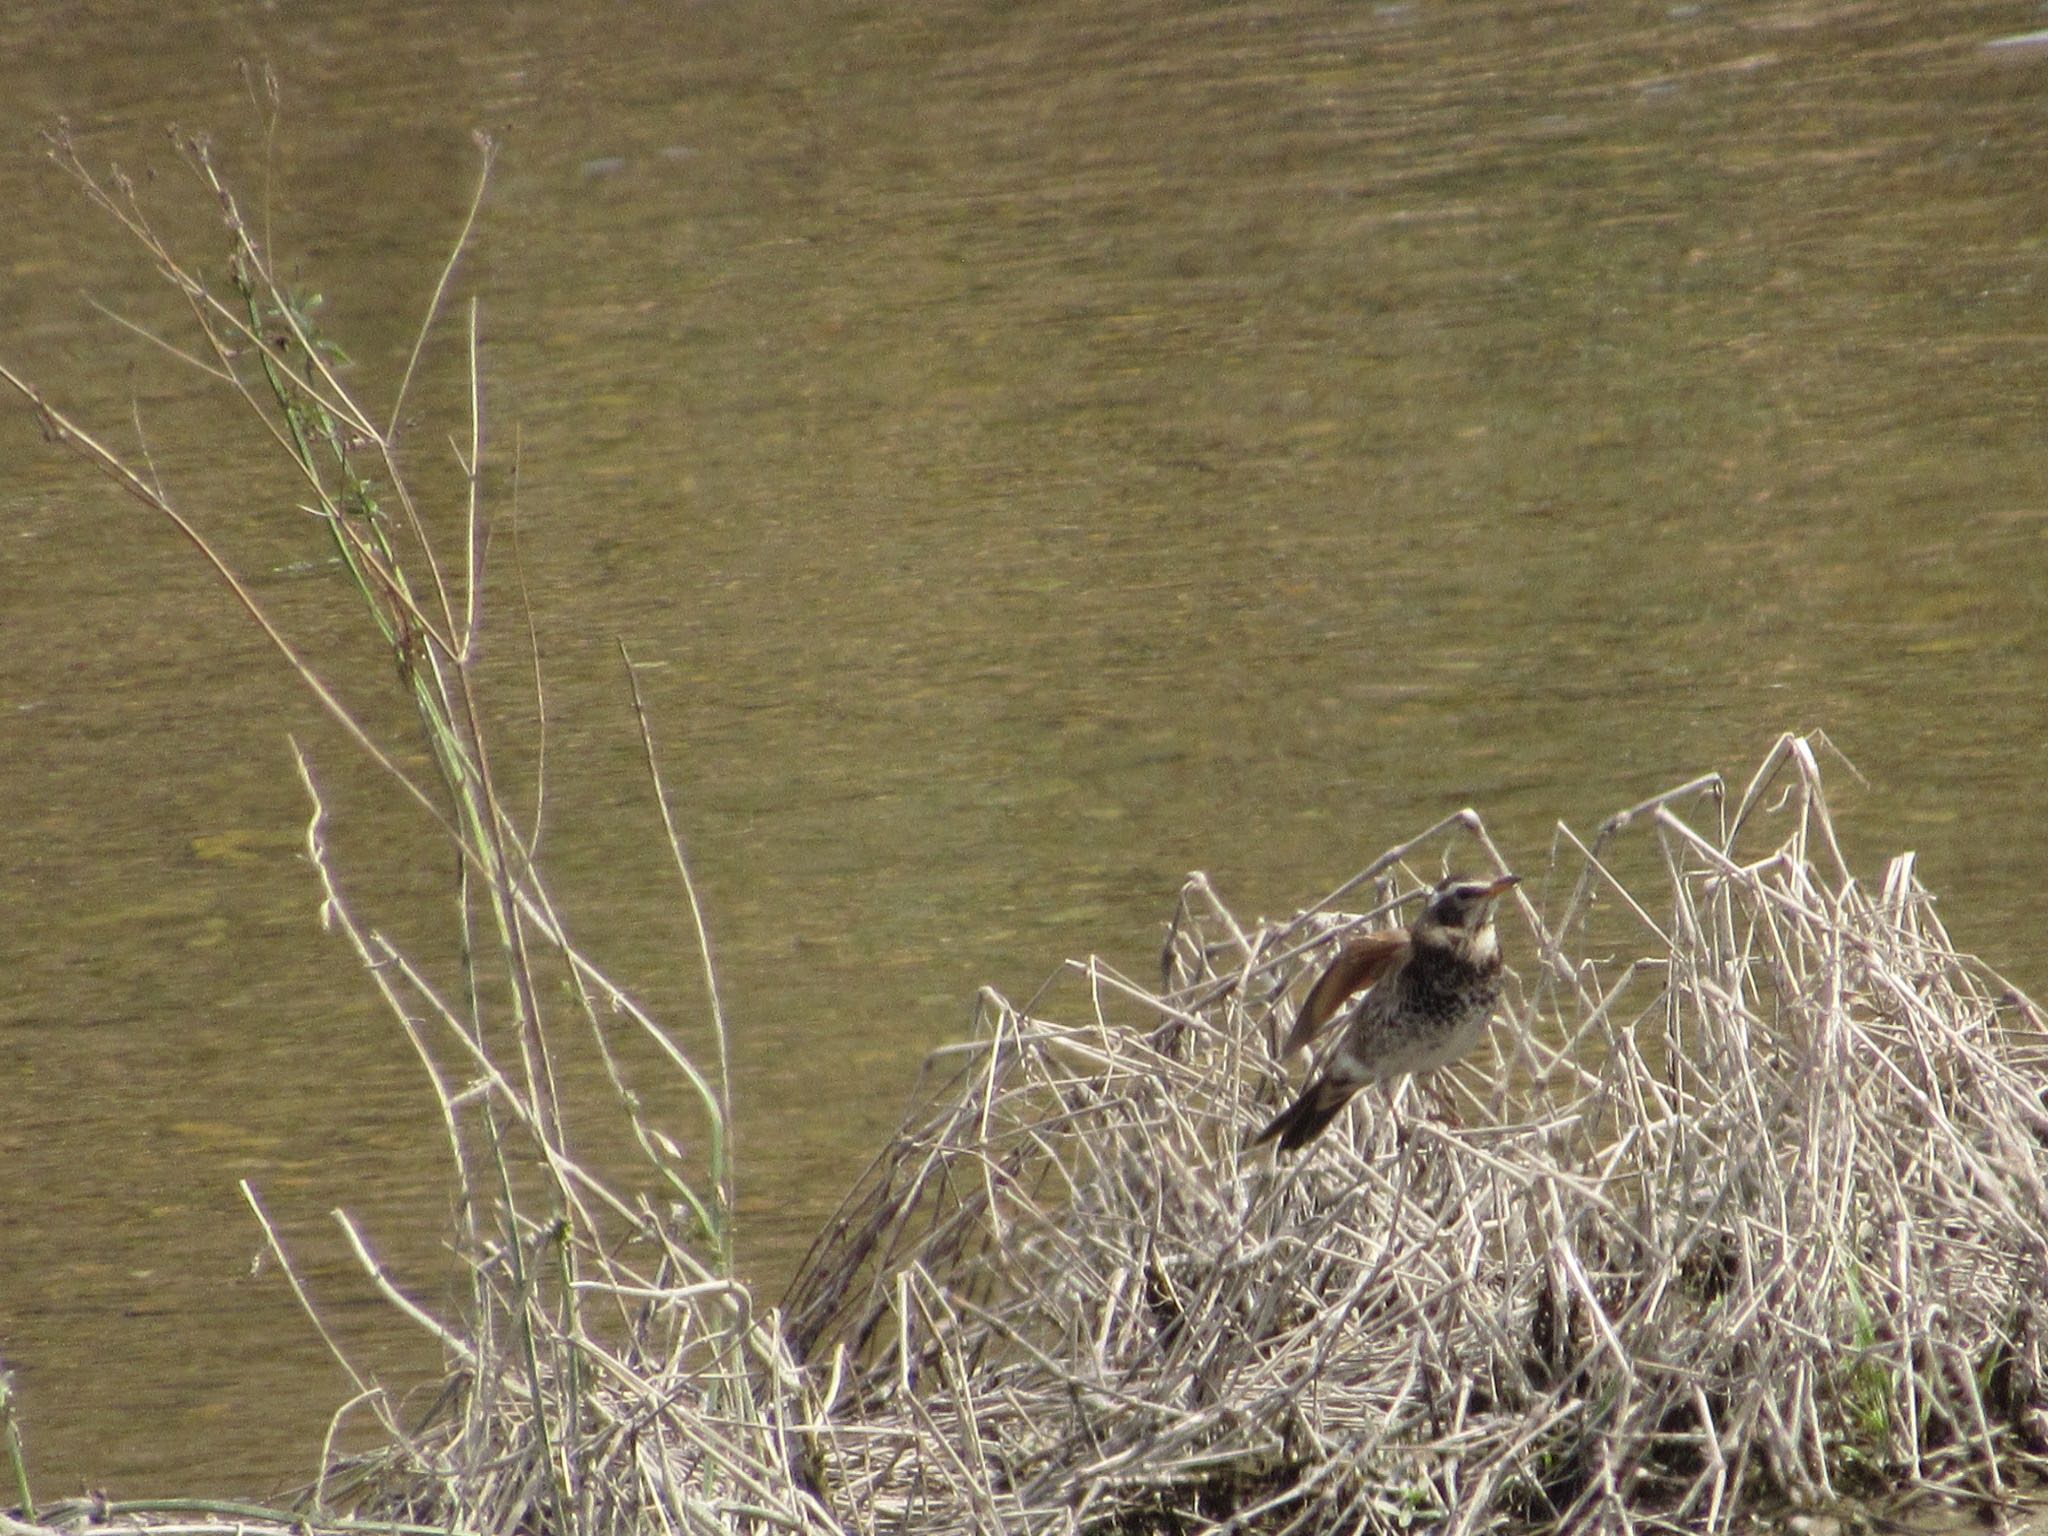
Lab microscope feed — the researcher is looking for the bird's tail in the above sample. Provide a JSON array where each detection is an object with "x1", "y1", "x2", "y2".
[{"x1": 1250, "y1": 1077, "x2": 1360, "y2": 1154}]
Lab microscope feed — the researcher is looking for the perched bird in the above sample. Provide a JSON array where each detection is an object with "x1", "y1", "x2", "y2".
[{"x1": 1251, "y1": 873, "x2": 1520, "y2": 1154}]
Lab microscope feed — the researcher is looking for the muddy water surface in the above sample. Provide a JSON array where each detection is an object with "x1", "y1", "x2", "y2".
[{"x1": 3, "y1": 0, "x2": 2046, "y2": 1497}]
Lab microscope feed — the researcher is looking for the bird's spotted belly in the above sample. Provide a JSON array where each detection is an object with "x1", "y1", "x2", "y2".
[
  {"x1": 1353, "y1": 976, "x2": 1501, "y2": 1081},
  {"x1": 1366, "y1": 1011, "x2": 1494, "y2": 1078}
]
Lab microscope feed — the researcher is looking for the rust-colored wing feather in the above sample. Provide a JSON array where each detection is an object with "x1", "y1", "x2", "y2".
[{"x1": 1279, "y1": 929, "x2": 1409, "y2": 1057}]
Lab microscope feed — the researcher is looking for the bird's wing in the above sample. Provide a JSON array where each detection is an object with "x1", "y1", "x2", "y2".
[{"x1": 1279, "y1": 930, "x2": 1409, "y2": 1057}]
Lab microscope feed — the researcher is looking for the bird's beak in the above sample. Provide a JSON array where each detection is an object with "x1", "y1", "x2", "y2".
[{"x1": 1481, "y1": 873, "x2": 1520, "y2": 900}]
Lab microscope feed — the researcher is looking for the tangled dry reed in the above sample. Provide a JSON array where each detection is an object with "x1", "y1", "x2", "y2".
[{"x1": 782, "y1": 733, "x2": 2048, "y2": 1533}]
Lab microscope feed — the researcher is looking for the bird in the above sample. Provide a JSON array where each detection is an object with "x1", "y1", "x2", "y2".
[{"x1": 1251, "y1": 873, "x2": 1520, "y2": 1154}]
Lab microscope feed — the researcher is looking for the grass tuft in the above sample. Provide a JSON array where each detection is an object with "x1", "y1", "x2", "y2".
[{"x1": 3, "y1": 114, "x2": 812, "y2": 1536}]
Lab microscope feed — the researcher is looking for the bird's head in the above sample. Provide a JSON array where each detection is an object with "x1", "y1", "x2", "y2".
[{"x1": 1412, "y1": 873, "x2": 1520, "y2": 959}]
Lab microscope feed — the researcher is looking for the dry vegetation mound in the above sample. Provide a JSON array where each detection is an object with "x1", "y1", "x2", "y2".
[{"x1": 782, "y1": 734, "x2": 2048, "y2": 1534}]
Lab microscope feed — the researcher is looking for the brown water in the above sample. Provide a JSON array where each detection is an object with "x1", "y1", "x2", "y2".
[{"x1": 4, "y1": 0, "x2": 2047, "y2": 1501}]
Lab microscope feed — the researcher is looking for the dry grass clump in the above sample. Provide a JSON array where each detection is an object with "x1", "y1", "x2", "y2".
[
  {"x1": 2, "y1": 120, "x2": 837, "y2": 1536},
  {"x1": 784, "y1": 733, "x2": 2048, "y2": 1533}
]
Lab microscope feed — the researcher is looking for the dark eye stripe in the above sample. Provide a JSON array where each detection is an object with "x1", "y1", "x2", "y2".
[{"x1": 1424, "y1": 882, "x2": 1501, "y2": 925}]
